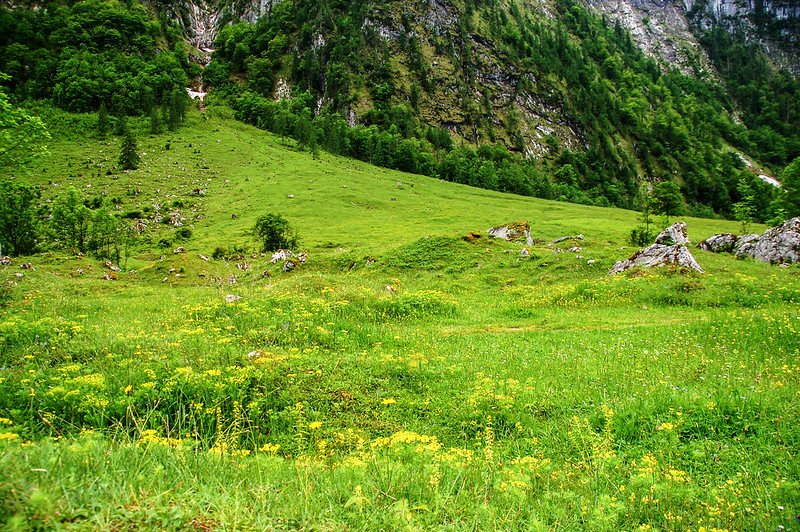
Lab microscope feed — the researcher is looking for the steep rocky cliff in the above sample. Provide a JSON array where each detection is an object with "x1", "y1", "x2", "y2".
[{"x1": 586, "y1": 0, "x2": 800, "y2": 74}]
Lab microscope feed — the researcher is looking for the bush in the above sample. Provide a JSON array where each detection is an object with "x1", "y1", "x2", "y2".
[
  {"x1": 629, "y1": 227, "x2": 654, "y2": 247},
  {"x1": 253, "y1": 213, "x2": 298, "y2": 252}
]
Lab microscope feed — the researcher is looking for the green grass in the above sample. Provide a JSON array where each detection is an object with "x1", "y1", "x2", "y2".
[{"x1": 1, "y1": 107, "x2": 798, "y2": 530}]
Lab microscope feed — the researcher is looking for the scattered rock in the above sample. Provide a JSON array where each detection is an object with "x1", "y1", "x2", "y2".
[
  {"x1": 225, "y1": 294, "x2": 241, "y2": 303},
  {"x1": 14, "y1": 272, "x2": 24, "y2": 278},
  {"x1": 247, "y1": 350, "x2": 262, "y2": 358},
  {"x1": 169, "y1": 268, "x2": 176, "y2": 274},
  {"x1": 567, "y1": 247, "x2": 582, "y2": 253},
  {"x1": 287, "y1": 194, "x2": 295, "y2": 199},
  {"x1": 227, "y1": 275, "x2": 237, "y2": 284},
  {"x1": 521, "y1": 247, "x2": 530, "y2": 257},
  {"x1": 76, "y1": 268, "x2": 84, "y2": 275},
  {"x1": 162, "y1": 277, "x2": 169, "y2": 283},
  {"x1": 20, "y1": 262, "x2": 34, "y2": 270},
  {"x1": 173, "y1": 247, "x2": 186, "y2": 254},
  {"x1": 103, "y1": 260, "x2": 120, "y2": 272},
  {"x1": 198, "y1": 254, "x2": 210, "y2": 262},
  {"x1": 385, "y1": 284, "x2": 397, "y2": 294},
  {"x1": 698, "y1": 218, "x2": 800, "y2": 265},
  {"x1": 487, "y1": 221, "x2": 534, "y2": 246},
  {"x1": 0, "y1": 256, "x2": 11, "y2": 265},
  {"x1": 283, "y1": 260, "x2": 297, "y2": 272},
  {"x1": 231, "y1": 213, "x2": 238, "y2": 220},
  {"x1": 271, "y1": 250, "x2": 294, "y2": 263},
  {"x1": 610, "y1": 244, "x2": 703, "y2": 274},
  {"x1": 191, "y1": 188, "x2": 206, "y2": 196},
  {"x1": 654, "y1": 222, "x2": 690, "y2": 245},
  {"x1": 737, "y1": 218, "x2": 800, "y2": 264},
  {"x1": 611, "y1": 221, "x2": 702, "y2": 274},
  {"x1": 102, "y1": 273, "x2": 117, "y2": 281},
  {"x1": 552, "y1": 234, "x2": 584, "y2": 244},
  {"x1": 297, "y1": 253, "x2": 309, "y2": 263},
  {"x1": 237, "y1": 261, "x2": 251, "y2": 271},
  {"x1": 697, "y1": 233, "x2": 737, "y2": 253},
  {"x1": 587, "y1": 259, "x2": 596, "y2": 265}
]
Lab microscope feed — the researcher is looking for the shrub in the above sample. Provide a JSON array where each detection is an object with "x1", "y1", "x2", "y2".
[
  {"x1": 253, "y1": 213, "x2": 298, "y2": 252},
  {"x1": 629, "y1": 227, "x2": 654, "y2": 247}
]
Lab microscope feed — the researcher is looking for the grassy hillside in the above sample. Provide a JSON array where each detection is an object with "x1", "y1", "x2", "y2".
[{"x1": 1, "y1": 108, "x2": 799, "y2": 530}]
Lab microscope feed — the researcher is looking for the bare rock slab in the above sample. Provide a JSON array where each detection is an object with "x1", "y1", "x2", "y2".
[
  {"x1": 610, "y1": 244, "x2": 703, "y2": 274},
  {"x1": 697, "y1": 233, "x2": 737, "y2": 253},
  {"x1": 487, "y1": 221, "x2": 534, "y2": 246},
  {"x1": 654, "y1": 221, "x2": 690, "y2": 245}
]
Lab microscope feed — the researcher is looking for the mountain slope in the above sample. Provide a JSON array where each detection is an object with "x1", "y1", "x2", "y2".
[
  {"x1": 1, "y1": 106, "x2": 799, "y2": 530},
  {"x1": 1, "y1": 0, "x2": 798, "y2": 217}
]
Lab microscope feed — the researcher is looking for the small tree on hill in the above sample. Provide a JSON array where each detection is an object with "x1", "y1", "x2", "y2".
[
  {"x1": 253, "y1": 213, "x2": 298, "y2": 252},
  {"x1": 97, "y1": 102, "x2": 109, "y2": 140},
  {"x1": 652, "y1": 180, "x2": 683, "y2": 225},
  {"x1": 732, "y1": 178, "x2": 755, "y2": 233},
  {"x1": 781, "y1": 156, "x2": 800, "y2": 218},
  {"x1": 0, "y1": 181, "x2": 40, "y2": 256},
  {"x1": 119, "y1": 125, "x2": 140, "y2": 171},
  {"x1": 51, "y1": 187, "x2": 92, "y2": 253},
  {"x1": 629, "y1": 186, "x2": 655, "y2": 246},
  {"x1": 149, "y1": 107, "x2": 162, "y2": 135}
]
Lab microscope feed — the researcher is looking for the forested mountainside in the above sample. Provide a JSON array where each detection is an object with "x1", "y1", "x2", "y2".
[{"x1": 2, "y1": 0, "x2": 799, "y2": 219}]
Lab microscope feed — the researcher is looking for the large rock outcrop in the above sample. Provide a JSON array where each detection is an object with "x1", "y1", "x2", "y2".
[
  {"x1": 654, "y1": 221, "x2": 690, "y2": 245},
  {"x1": 697, "y1": 233, "x2": 737, "y2": 253},
  {"x1": 610, "y1": 222, "x2": 703, "y2": 274},
  {"x1": 487, "y1": 221, "x2": 534, "y2": 246},
  {"x1": 698, "y1": 218, "x2": 800, "y2": 264}
]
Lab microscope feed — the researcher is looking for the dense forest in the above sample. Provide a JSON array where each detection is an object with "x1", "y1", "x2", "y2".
[{"x1": 1, "y1": 0, "x2": 799, "y2": 221}]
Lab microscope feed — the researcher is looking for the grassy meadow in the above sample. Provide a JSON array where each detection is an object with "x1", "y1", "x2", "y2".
[{"x1": 1, "y1": 107, "x2": 799, "y2": 530}]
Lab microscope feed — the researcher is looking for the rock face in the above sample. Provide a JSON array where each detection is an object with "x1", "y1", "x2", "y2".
[
  {"x1": 610, "y1": 244, "x2": 704, "y2": 274},
  {"x1": 699, "y1": 218, "x2": 800, "y2": 264},
  {"x1": 697, "y1": 233, "x2": 737, "y2": 253},
  {"x1": 610, "y1": 222, "x2": 703, "y2": 274},
  {"x1": 733, "y1": 234, "x2": 761, "y2": 258},
  {"x1": 487, "y1": 221, "x2": 534, "y2": 246},
  {"x1": 654, "y1": 221, "x2": 690, "y2": 245},
  {"x1": 586, "y1": 0, "x2": 800, "y2": 74}
]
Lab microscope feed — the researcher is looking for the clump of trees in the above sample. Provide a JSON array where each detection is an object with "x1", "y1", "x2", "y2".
[{"x1": 0, "y1": 183, "x2": 137, "y2": 261}]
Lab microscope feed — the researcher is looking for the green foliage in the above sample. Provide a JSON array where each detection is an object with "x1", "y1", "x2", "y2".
[
  {"x1": 781, "y1": 156, "x2": 800, "y2": 217},
  {"x1": 253, "y1": 213, "x2": 298, "y2": 252},
  {"x1": 50, "y1": 187, "x2": 92, "y2": 253},
  {"x1": 88, "y1": 203, "x2": 123, "y2": 260},
  {"x1": 118, "y1": 126, "x2": 140, "y2": 170},
  {"x1": 97, "y1": 102, "x2": 109, "y2": 140},
  {"x1": 652, "y1": 181, "x2": 683, "y2": 219},
  {"x1": 0, "y1": 0, "x2": 190, "y2": 115},
  {"x1": 0, "y1": 75, "x2": 50, "y2": 168},
  {"x1": 0, "y1": 181, "x2": 40, "y2": 256},
  {"x1": 732, "y1": 179, "x2": 756, "y2": 233}
]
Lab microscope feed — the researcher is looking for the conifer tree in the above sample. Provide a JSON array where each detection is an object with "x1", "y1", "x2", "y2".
[
  {"x1": 97, "y1": 102, "x2": 109, "y2": 140},
  {"x1": 149, "y1": 107, "x2": 161, "y2": 135},
  {"x1": 119, "y1": 124, "x2": 140, "y2": 171}
]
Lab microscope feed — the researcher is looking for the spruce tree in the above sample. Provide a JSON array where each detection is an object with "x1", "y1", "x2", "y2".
[
  {"x1": 149, "y1": 107, "x2": 162, "y2": 135},
  {"x1": 97, "y1": 102, "x2": 109, "y2": 140},
  {"x1": 119, "y1": 125, "x2": 140, "y2": 171}
]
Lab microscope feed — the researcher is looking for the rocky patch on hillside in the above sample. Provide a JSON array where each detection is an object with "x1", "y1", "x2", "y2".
[
  {"x1": 610, "y1": 222, "x2": 703, "y2": 274},
  {"x1": 698, "y1": 218, "x2": 800, "y2": 264}
]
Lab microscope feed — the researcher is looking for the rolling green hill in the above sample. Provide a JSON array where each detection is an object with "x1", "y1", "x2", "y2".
[{"x1": 0, "y1": 108, "x2": 798, "y2": 529}]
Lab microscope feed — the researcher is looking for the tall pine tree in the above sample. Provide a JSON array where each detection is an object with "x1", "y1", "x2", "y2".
[{"x1": 119, "y1": 123, "x2": 140, "y2": 171}]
